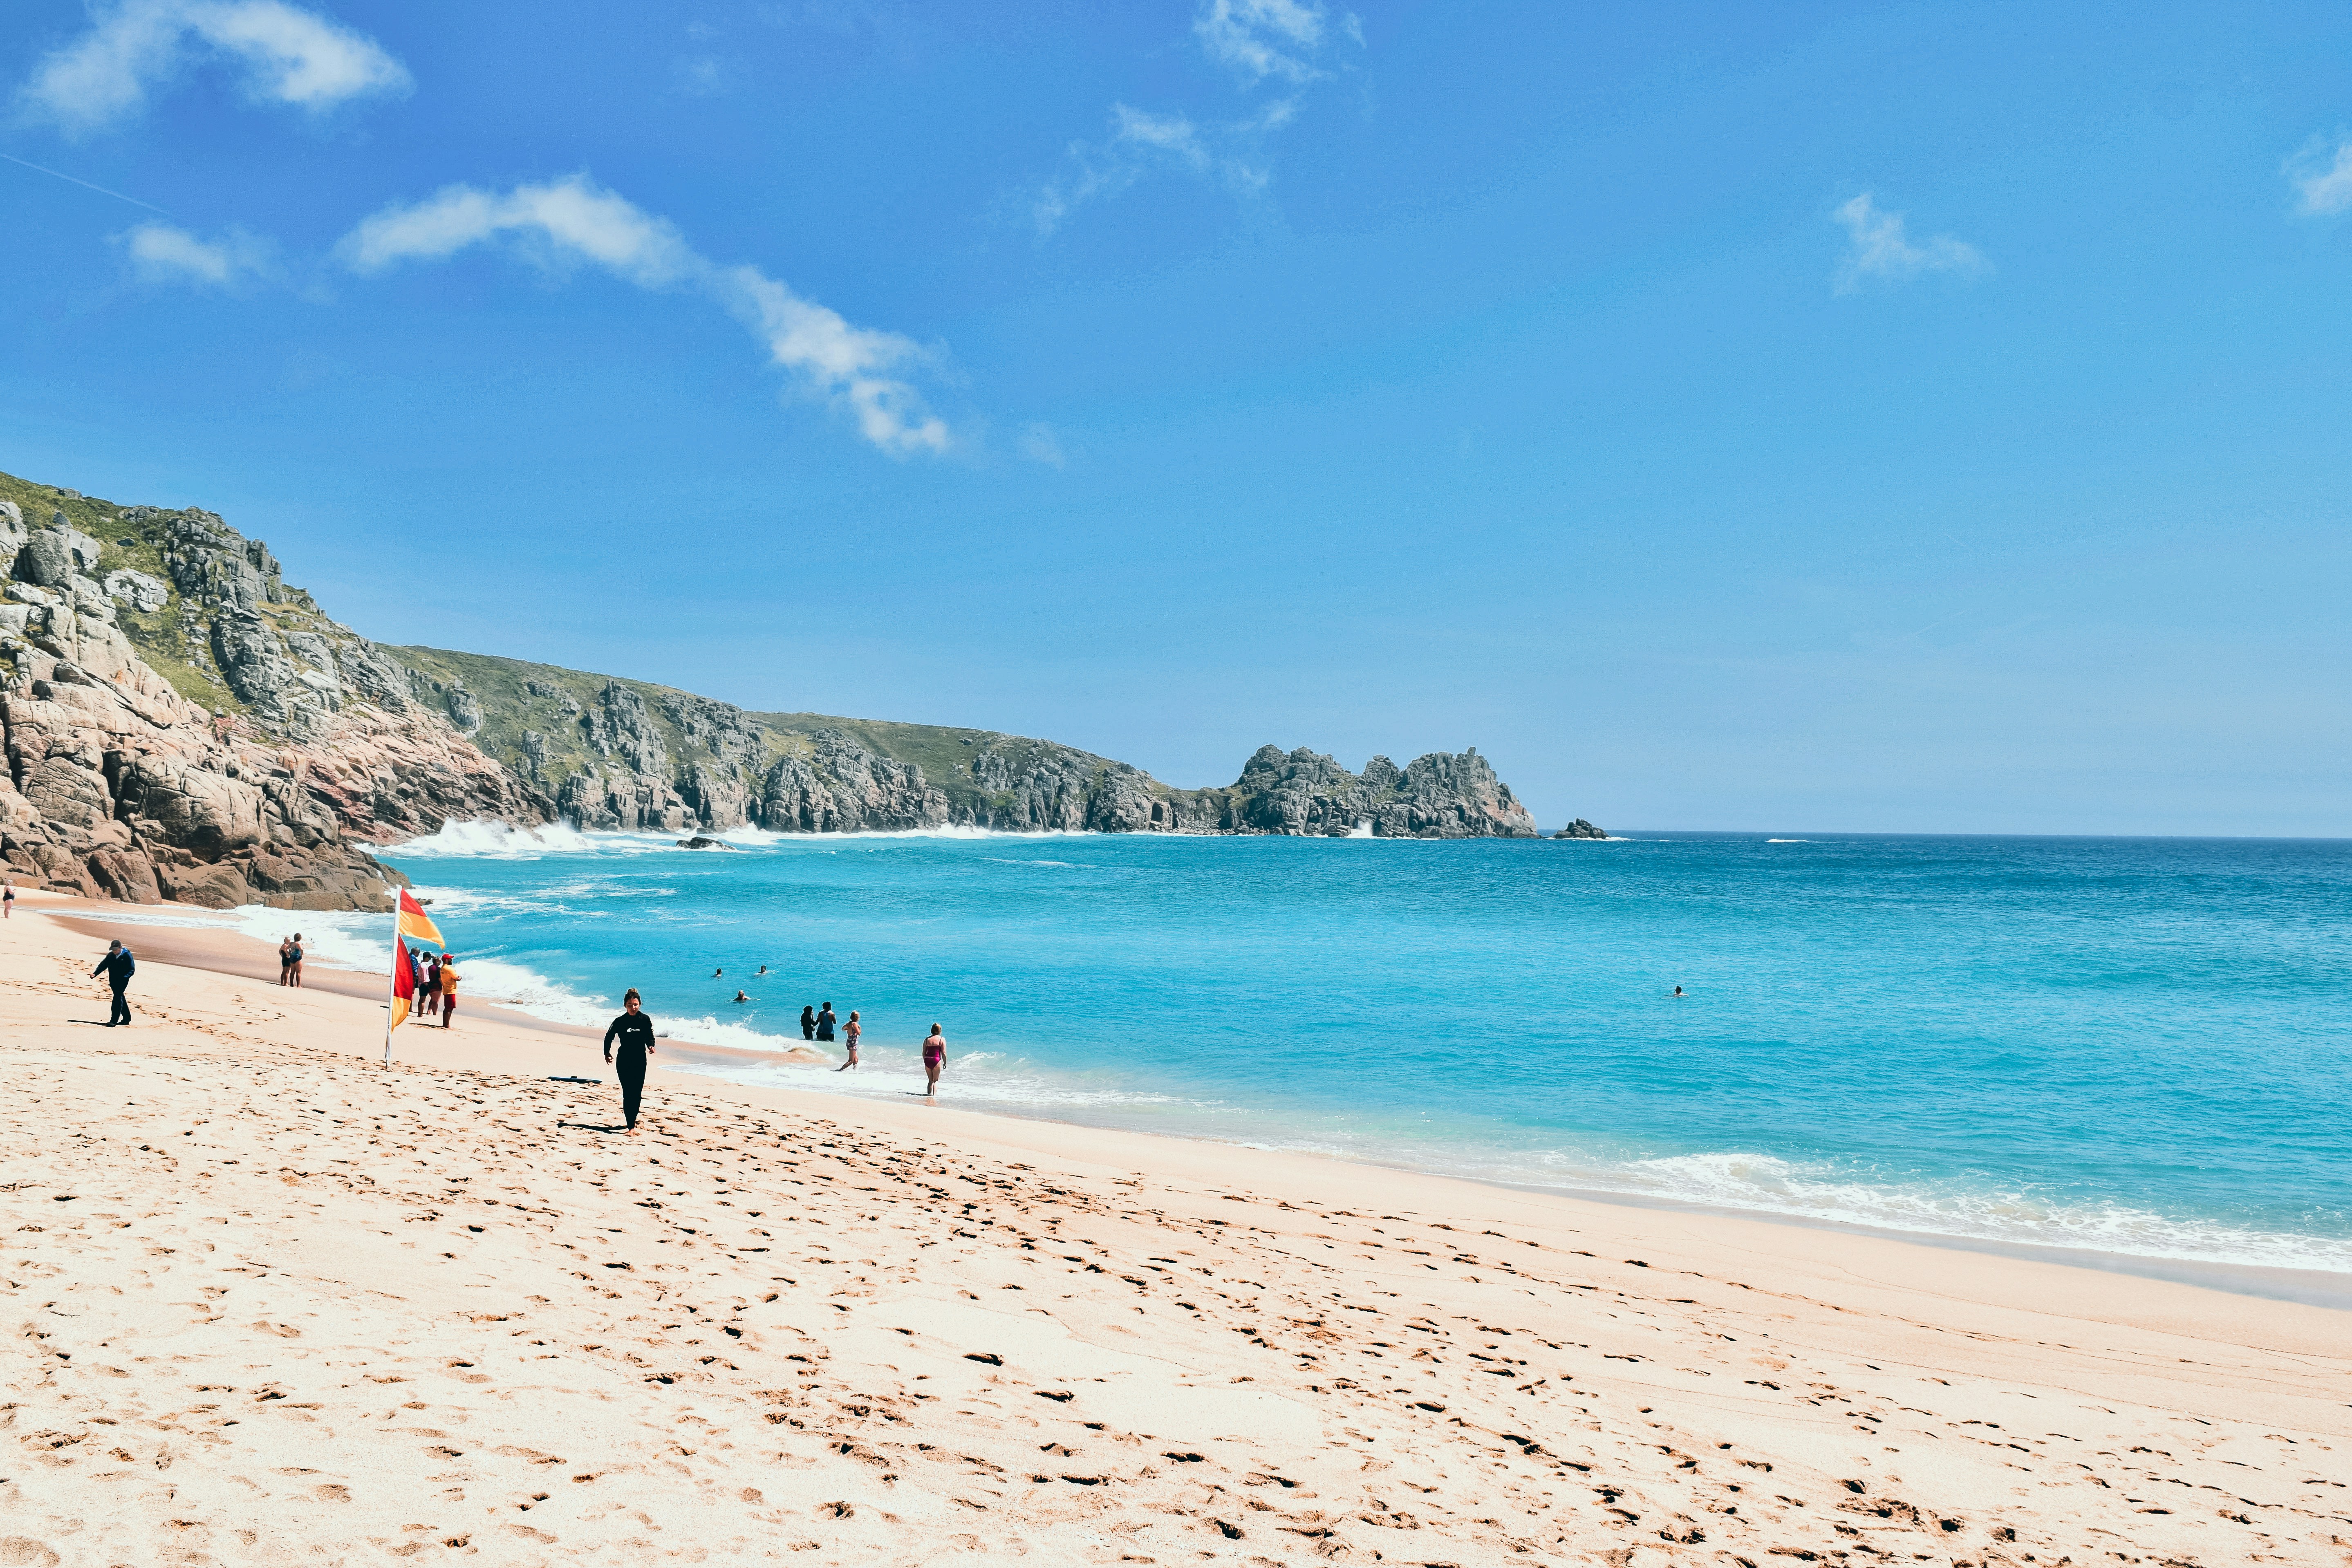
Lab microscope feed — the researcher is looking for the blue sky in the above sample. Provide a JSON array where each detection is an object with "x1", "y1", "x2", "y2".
[{"x1": 5, "y1": 1, "x2": 2350, "y2": 835}]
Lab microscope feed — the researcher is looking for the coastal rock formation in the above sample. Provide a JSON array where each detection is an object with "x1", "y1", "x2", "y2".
[
  {"x1": 1554, "y1": 817, "x2": 1606, "y2": 839},
  {"x1": 0, "y1": 473, "x2": 548, "y2": 909},
  {"x1": 2, "y1": 465, "x2": 1555, "y2": 907},
  {"x1": 1166, "y1": 744, "x2": 1541, "y2": 838},
  {"x1": 761, "y1": 730, "x2": 950, "y2": 832},
  {"x1": 387, "y1": 646, "x2": 1544, "y2": 842}
]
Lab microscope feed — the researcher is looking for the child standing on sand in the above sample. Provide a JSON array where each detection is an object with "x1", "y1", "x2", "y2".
[{"x1": 835, "y1": 1010, "x2": 861, "y2": 1072}]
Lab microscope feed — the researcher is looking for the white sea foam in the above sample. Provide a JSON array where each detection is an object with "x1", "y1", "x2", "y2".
[
  {"x1": 1497, "y1": 1148, "x2": 2352, "y2": 1275},
  {"x1": 392, "y1": 819, "x2": 612, "y2": 857},
  {"x1": 387, "y1": 819, "x2": 1101, "y2": 859}
]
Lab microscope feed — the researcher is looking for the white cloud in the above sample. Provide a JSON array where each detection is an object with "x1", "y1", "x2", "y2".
[
  {"x1": 340, "y1": 175, "x2": 949, "y2": 456},
  {"x1": 1018, "y1": 422, "x2": 1065, "y2": 468},
  {"x1": 1030, "y1": 2, "x2": 1358, "y2": 239},
  {"x1": 1194, "y1": 0, "x2": 1335, "y2": 83},
  {"x1": 119, "y1": 220, "x2": 273, "y2": 286},
  {"x1": 2287, "y1": 135, "x2": 2352, "y2": 215},
  {"x1": 1033, "y1": 105, "x2": 1219, "y2": 236},
  {"x1": 1112, "y1": 105, "x2": 1209, "y2": 169},
  {"x1": 717, "y1": 265, "x2": 948, "y2": 456},
  {"x1": 1832, "y1": 193, "x2": 1989, "y2": 293},
  {"x1": 22, "y1": 0, "x2": 410, "y2": 131},
  {"x1": 342, "y1": 178, "x2": 697, "y2": 286}
]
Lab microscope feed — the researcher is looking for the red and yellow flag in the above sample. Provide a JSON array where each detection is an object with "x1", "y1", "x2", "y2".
[
  {"x1": 398, "y1": 888, "x2": 445, "y2": 947},
  {"x1": 390, "y1": 938, "x2": 417, "y2": 1032},
  {"x1": 388, "y1": 891, "x2": 444, "y2": 1033}
]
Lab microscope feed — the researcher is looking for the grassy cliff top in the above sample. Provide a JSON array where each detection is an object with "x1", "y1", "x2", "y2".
[
  {"x1": 0, "y1": 468, "x2": 244, "y2": 711},
  {"x1": 385, "y1": 645, "x2": 1170, "y2": 812}
]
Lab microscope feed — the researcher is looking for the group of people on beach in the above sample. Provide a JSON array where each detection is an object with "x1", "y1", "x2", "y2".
[
  {"x1": 401, "y1": 944, "x2": 461, "y2": 1027},
  {"x1": 598, "y1": 990, "x2": 948, "y2": 1134},
  {"x1": 793, "y1": 1001, "x2": 867, "y2": 1071}
]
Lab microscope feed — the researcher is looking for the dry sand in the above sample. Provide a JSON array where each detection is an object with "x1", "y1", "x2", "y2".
[{"x1": 4, "y1": 889, "x2": 2347, "y2": 1567}]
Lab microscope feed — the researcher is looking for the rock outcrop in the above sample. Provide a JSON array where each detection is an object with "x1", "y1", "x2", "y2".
[
  {"x1": 1164, "y1": 745, "x2": 1542, "y2": 838},
  {"x1": 2, "y1": 465, "x2": 1553, "y2": 909},
  {"x1": 1553, "y1": 818, "x2": 1606, "y2": 839},
  {"x1": 0, "y1": 473, "x2": 549, "y2": 909}
]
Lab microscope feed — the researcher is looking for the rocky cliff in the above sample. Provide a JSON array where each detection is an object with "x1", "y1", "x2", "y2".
[
  {"x1": 388, "y1": 647, "x2": 1539, "y2": 840},
  {"x1": 1, "y1": 465, "x2": 1543, "y2": 909},
  {"x1": 0, "y1": 471, "x2": 544, "y2": 909}
]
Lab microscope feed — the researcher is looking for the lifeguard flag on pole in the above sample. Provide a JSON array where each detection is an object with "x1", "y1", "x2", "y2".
[
  {"x1": 398, "y1": 888, "x2": 445, "y2": 948},
  {"x1": 390, "y1": 939, "x2": 417, "y2": 1032},
  {"x1": 388, "y1": 891, "x2": 444, "y2": 1033}
]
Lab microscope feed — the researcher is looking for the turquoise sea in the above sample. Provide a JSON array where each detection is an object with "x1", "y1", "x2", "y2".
[{"x1": 243, "y1": 826, "x2": 2352, "y2": 1285}]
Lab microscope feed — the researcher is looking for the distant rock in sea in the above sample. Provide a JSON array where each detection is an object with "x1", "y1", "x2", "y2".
[
  {"x1": 676, "y1": 836, "x2": 735, "y2": 850},
  {"x1": 1553, "y1": 818, "x2": 1606, "y2": 839}
]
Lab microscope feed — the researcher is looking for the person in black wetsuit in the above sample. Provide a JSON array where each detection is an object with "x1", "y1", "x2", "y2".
[
  {"x1": 800, "y1": 1005, "x2": 816, "y2": 1041},
  {"x1": 602, "y1": 988, "x2": 657, "y2": 1134},
  {"x1": 816, "y1": 1002, "x2": 836, "y2": 1042},
  {"x1": 93, "y1": 939, "x2": 135, "y2": 1026}
]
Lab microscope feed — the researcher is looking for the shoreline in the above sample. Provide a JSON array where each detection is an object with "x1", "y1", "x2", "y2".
[
  {"x1": 43, "y1": 888, "x2": 2352, "y2": 1313},
  {"x1": 9, "y1": 887, "x2": 2351, "y2": 1564}
]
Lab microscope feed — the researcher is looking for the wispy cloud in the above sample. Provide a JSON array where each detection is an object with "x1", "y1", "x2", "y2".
[
  {"x1": 1033, "y1": 104, "x2": 1227, "y2": 236},
  {"x1": 340, "y1": 175, "x2": 949, "y2": 456},
  {"x1": 1832, "y1": 193, "x2": 1989, "y2": 293},
  {"x1": 22, "y1": 0, "x2": 410, "y2": 132},
  {"x1": 1194, "y1": 0, "x2": 1342, "y2": 84},
  {"x1": 1018, "y1": 422, "x2": 1065, "y2": 468},
  {"x1": 119, "y1": 220, "x2": 272, "y2": 286},
  {"x1": 1030, "y1": 0, "x2": 1358, "y2": 238},
  {"x1": 2286, "y1": 135, "x2": 2352, "y2": 215}
]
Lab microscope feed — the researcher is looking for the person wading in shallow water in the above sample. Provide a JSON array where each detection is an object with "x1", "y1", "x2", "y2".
[
  {"x1": 816, "y1": 1002, "x2": 836, "y2": 1042},
  {"x1": 835, "y1": 1010, "x2": 861, "y2": 1072},
  {"x1": 603, "y1": 988, "x2": 657, "y2": 1134},
  {"x1": 921, "y1": 1023, "x2": 947, "y2": 1097},
  {"x1": 800, "y1": 1005, "x2": 816, "y2": 1041}
]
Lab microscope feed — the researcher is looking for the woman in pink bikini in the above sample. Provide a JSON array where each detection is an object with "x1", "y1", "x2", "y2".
[{"x1": 921, "y1": 1023, "x2": 946, "y2": 1097}]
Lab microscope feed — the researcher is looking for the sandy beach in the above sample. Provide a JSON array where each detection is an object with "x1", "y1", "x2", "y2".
[{"x1": 5, "y1": 889, "x2": 2348, "y2": 1567}]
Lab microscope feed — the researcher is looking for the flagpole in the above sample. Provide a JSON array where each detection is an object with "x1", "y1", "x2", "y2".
[{"x1": 383, "y1": 893, "x2": 398, "y2": 1066}]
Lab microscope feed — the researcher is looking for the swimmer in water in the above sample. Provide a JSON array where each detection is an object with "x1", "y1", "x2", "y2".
[
  {"x1": 756, "y1": 965, "x2": 767, "y2": 976},
  {"x1": 1673, "y1": 986, "x2": 1684, "y2": 997},
  {"x1": 732, "y1": 990, "x2": 750, "y2": 1003}
]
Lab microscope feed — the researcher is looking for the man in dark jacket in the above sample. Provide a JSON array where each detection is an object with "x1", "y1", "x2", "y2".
[{"x1": 93, "y1": 939, "x2": 135, "y2": 1026}]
